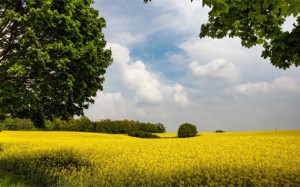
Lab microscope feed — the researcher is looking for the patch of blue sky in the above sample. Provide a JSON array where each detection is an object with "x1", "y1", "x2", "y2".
[{"x1": 130, "y1": 32, "x2": 186, "y2": 79}]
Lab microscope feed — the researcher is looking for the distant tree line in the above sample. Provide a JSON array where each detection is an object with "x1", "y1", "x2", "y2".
[
  {"x1": 0, "y1": 116, "x2": 166, "y2": 135},
  {"x1": 94, "y1": 119, "x2": 166, "y2": 134}
]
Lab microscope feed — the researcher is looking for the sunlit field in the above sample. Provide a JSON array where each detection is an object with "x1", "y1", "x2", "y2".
[{"x1": 0, "y1": 130, "x2": 300, "y2": 186}]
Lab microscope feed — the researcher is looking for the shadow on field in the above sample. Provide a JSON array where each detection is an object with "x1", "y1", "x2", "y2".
[
  {"x1": 0, "y1": 168, "x2": 39, "y2": 187},
  {"x1": 158, "y1": 134, "x2": 202, "y2": 139}
]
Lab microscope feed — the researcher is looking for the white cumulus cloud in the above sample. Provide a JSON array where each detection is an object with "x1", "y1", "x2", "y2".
[
  {"x1": 84, "y1": 92, "x2": 128, "y2": 120},
  {"x1": 232, "y1": 76, "x2": 300, "y2": 95},
  {"x1": 189, "y1": 58, "x2": 238, "y2": 81},
  {"x1": 179, "y1": 37, "x2": 248, "y2": 62},
  {"x1": 122, "y1": 60, "x2": 163, "y2": 103},
  {"x1": 172, "y1": 83, "x2": 190, "y2": 106},
  {"x1": 151, "y1": 0, "x2": 208, "y2": 34},
  {"x1": 107, "y1": 43, "x2": 190, "y2": 105}
]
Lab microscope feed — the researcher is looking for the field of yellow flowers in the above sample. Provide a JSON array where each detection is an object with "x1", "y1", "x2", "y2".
[{"x1": 0, "y1": 130, "x2": 299, "y2": 186}]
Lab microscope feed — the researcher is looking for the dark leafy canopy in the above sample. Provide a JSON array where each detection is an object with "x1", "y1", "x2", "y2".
[
  {"x1": 0, "y1": 0, "x2": 112, "y2": 127},
  {"x1": 144, "y1": 0, "x2": 300, "y2": 69},
  {"x1": 177, "y1": 123, "x2": 198, "y2": 138}
]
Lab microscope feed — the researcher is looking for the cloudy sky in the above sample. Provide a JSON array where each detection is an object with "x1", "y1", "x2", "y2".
[{"x1": 84, "y1": 0, "x2": 300, "y2": 132}]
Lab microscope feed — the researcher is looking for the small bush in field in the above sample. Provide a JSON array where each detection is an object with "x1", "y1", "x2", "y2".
[{"x1": 177, "y1": 123, "x2": 197, "y2": 138}]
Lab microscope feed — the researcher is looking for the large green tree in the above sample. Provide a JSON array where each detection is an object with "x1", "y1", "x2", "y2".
[
  {"x1": 0, "y1": 0, "x2": 112, "y2": 127},
  {"x1": 144, "y1": 0, "x2": 300, "y2": 69}
]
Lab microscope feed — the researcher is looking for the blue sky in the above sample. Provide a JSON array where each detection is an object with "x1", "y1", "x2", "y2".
[{"x1": 84, "y1": 0, "x2": 300, "y2": 132}]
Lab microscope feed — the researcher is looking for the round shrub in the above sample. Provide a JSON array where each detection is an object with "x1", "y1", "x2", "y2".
[{"x1": 177, "y1": 123, "x2": 198, "y2": 138}]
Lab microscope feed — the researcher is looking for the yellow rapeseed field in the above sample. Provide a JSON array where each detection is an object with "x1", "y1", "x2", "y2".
[{"x1": 0, "y1": 130, "x2": 300, "y2": 186}]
